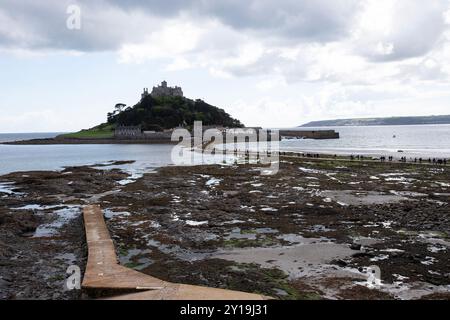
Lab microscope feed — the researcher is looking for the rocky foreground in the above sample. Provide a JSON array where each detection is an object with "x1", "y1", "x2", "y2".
[{"x1": 0, "y1": 157, "x2": 449, "y2": 300}]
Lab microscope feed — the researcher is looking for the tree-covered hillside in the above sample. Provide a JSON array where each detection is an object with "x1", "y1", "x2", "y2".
[{"x1": 107, "y1": 95, "x2": 243, "y2": 131}]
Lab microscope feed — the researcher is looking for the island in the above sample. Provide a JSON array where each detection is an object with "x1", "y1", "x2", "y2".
[
  {"x1": 4, "y1": 81, "x2": 340, "y2": 145},
  {"x1": 4, "y1": 81, "x2": 243, "y2": 145}
]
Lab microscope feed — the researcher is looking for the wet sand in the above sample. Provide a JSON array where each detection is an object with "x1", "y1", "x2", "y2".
[{"x1": 1, "y1": 157, "x2": 449, "y2": 299}]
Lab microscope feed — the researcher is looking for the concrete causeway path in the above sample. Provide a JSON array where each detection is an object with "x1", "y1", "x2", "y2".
[{"x1": 82, "y1": 205, "x2": 268, "y2": 300}]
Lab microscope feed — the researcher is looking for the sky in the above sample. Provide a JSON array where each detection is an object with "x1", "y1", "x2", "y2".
[{"x1": 1, "y1": 0, "x2": 450, "y2": 132}]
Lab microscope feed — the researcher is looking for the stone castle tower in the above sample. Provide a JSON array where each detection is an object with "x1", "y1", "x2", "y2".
[{"x1": 141, "y1": 81, "x2": 183, "y2": 99}]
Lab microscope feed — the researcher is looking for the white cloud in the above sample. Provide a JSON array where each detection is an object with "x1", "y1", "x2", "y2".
[
  {"x1": 353, "y1": 0, "x2": 449, "y2": 61},
  {"x1": 165, "y1": 57, "x2": 193, "y2": 71},
  {"x1": 118, "y1": 19, "x2": 205, "y2": 64},
  {"x1": 3, "y1": 0, "x2": 449, "y2": 80},
  {"x1": 2, "y1": 0, "x2": 450, "y2": 129}
]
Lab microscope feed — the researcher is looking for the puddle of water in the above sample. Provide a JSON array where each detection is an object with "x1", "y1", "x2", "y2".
[
  {"x1": 119, "y1": 248, "x2": 153, "y2": 270},
  {"x1": 255, "y1": 228, "x2": 278, "y2": 234},
  {"x1": 104, "y1": 209, "x2": 131, "y2": 219},
  {"x1": 381, "y1": 221, "x2": 394, "y2": 229},
  {"x1": 226, "y1": 227, "x2": 257, "y2": 240},
  {"x1": 382, "y1": 248, "x2": 405, "y2": 253},
  {"x1": 299, "y1": 167, "x2": 327, "y2": 174},
  {"x1": 371, "y1": 281, "x2": 450, "y2": 300},
  {"x1": 0, "y1": 182, "x2": 16, "y2": 195},
  {"x1": 435, "y1": 182, "x2": 450, "y2": 187},
  {"x1": 351, "y1": 236, "x2": 381, "y2": 246},
  {"x1": 223, "y1": 219, "x2": 246, "y2": 225},
  {"x1": 12, "y1": 204, "x2": 67, "y2": 211},
  {"x1": 251, "y1": 183, "x2": 264, "y2": 187},
  {"x1": 206, "y1": 178, "x2": 222, "y2": 187},
  {"x1": 384, "y1": 177, "x2": 415, "y2": 183},
  {"x1": 277, "y1": 234, "x2": 305, "y2": 244},
  {"x1": 420, "y1": 256, "x2": 437, "y2": 265},
  {"x1": 260, "y1": 207, "x2": 278, "y2": 212},
  {"x1": 307, "y1": 184, "x2": 320, "y2": 188},
  {"x1": 118, "y1": 171, "x2": 144, "y2": 186},
  {"x1": 146, "y1": 238, "x2": 211, "y2": 262},
  {"x1": 134, "y1": 257, "x2": 153, "y2": 270},
  {"x1": 389, "y1": 190, "x2": 427, "y2": 198},
  {"x1": 225, "y1": 227, "x2": 279, "y2": 240},
  {"x1": 416, "y1": 231, "x2": 450, "y2": 247},
  {"x1": 432, "y1": 193, "x2": 450, "y2": 197},
  {"x1": 93, "y1": 163, "x2": 153, "y2": 186},
  {"x1": 186, "y1": 220, "x2": 208, "y2": 226},
  {"x1": 212, "y1": 240, "x2": 355, "y2": 279},
  {"x1": 325, "y1": 173, "x2": 342, "y2": 183},
  {"x1": 33, "y1": 207, "x2": 81, "y2": 237},
  {"x1": 320, "y1": 190, "x2": 409, "y2": 206},
  {"x1": 379, "y1": 172, "x2": 417, "y2": 177},
  {"x1": 0, "y1": 181, "x2": 24, "y2": 196},
  {"x1": 149, "y1": 221, "x2": 161, "y2": 228},
  {"x1": 310, "y1": 225, "x2": 334, "y2": 233},
  {"x1": 276, "y1": 234, "x2": 332, "y2": 245},
  {"x1": 427, "y1": 244, "x2": 447, "y2": 253},
  {"x1": 273, "y1": 288, "x2": 289, "y2": 297},
  {"x1": 370, "y1": 254, "x2": 390, "y2": 262},
  {"x1": 171, "y1": 195, "x2": 182, "y2": 203}
]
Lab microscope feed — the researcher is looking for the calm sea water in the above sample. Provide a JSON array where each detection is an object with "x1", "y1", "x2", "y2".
[
  {"x1": 1, "y1": 124, "x2": 449, "y2": 175},
  {"x1": 0, "y1": 143, "x2": 175, "y2": 176},
  {"x1": 0, "y1": 133, "x2": 231, "y2": 175},
  {"x1": 281, "y1": 124, "x2": 450, "y2": 159}
]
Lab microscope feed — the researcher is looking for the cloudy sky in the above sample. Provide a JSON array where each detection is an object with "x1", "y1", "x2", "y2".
[{"x1": 1, "y1": 0, "x2": 450, "y2": 132}]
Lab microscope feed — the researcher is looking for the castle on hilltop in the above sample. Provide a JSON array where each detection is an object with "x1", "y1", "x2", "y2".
[{"x1": 141, "y1": 81, "x2": 184, "y2": 100}]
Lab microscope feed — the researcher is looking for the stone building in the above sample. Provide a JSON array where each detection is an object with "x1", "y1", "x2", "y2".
[
  {"x1": 114, "y1": 125, "x2": 142, "y2": 138},
  {"x1": 141, "y1": 81, "x2": 184, "y2": 100},
  {"x1": 151, "y1": 81, "x2": 183, "y2": 98},
  {"x1": 114, "y1": 125, "x2": 173, "y2": 141},
  {"x1": 141, "y1": 88, "x2": 149, "y2": 100}
]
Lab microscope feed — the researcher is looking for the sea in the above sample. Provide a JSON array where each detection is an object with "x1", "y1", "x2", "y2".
[
  {"x1": 1, "y1": 124, "x2": 450, "y2": 175},
  {"x1": 282, "y1": 124, "x2": 450, "y2": 159}
]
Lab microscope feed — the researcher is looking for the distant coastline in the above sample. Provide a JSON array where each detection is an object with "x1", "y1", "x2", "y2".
[{"x1": 301, "y1": 115, "x2": 450, "y2": 127}]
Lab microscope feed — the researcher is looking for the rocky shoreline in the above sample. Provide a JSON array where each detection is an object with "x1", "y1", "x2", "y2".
[{"x1": 1, "y1": 157, "x2": 449, "y2": 300}]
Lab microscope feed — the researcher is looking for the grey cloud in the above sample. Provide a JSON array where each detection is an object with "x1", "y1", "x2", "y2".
[
  {"x1": 107, "y1": 0, "x2": 362, "y2": 42},
  {"x1": 0, "y1": 0, "x2": 156, "y2": 51},
  {"x1": 0, "y1": 0, "x2": 362, "y2": 52},
  {"x1": 0, "y1": 0, "x2": 448, "y2": 72},
  {"x1": 205, "y1": 0, "x2": 361, "y2": 42},
  {"x1": 104, "y1": 0, "x2": 198, "y2": 16},
  {"x1": 216, "y1": 50, "x2": 315, "y2": 83}
]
